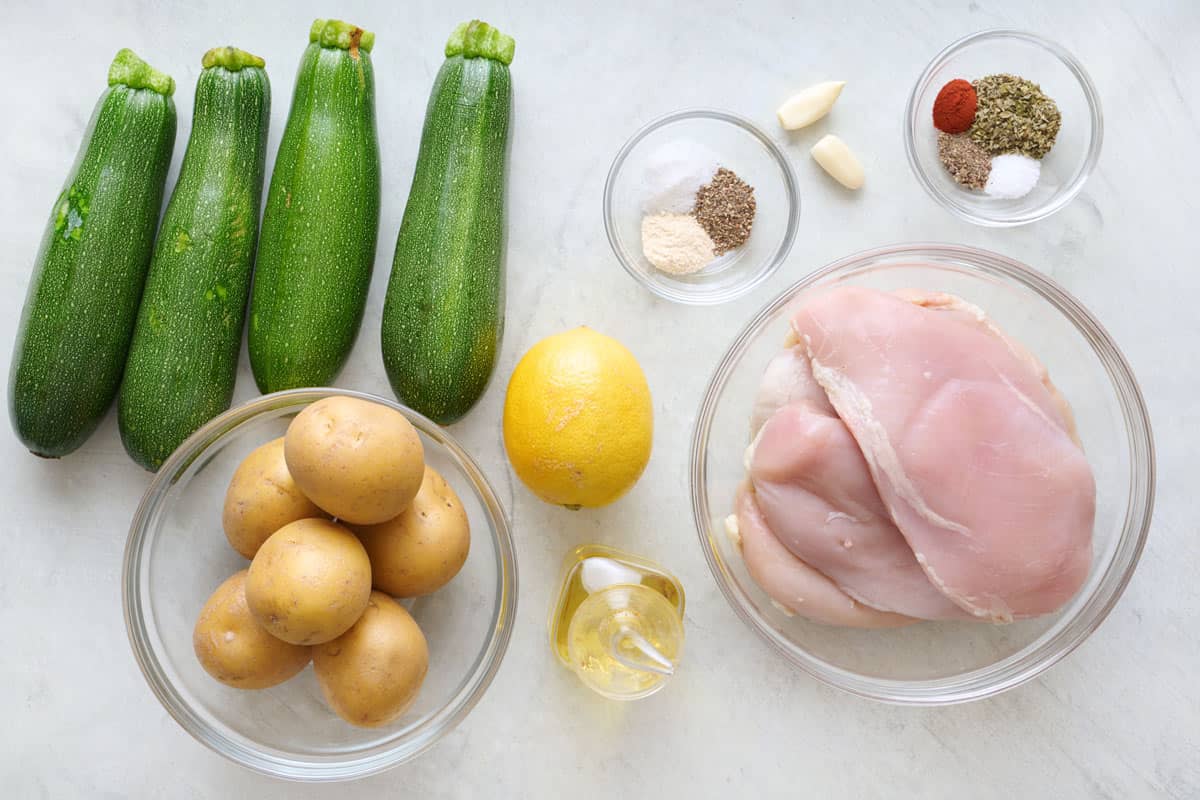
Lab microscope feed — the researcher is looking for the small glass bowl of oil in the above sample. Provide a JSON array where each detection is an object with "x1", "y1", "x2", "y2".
[{"x1": 549, "y1": 544, "x2": 685, "y2": 700}]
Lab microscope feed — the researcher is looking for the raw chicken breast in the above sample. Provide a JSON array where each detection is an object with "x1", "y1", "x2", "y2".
[
  {"x1": 896, "y1": 289, "x2": 1080, "y2": 443},
  {"x1": 733, "y1": 484, "x2": 912, "y2": 628},
  {"x1": 792, "y1": 287, "x2": 1095, "y2": 621},
  {"x1": 749, "y1": 344, "x2": 833, "y2": 438},
  {"x1": 750, "y1": 403, "x2": 972, "y2": 620}
]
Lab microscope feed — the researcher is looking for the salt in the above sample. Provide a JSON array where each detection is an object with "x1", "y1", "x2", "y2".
[
  {"x1": 640, "y1": 140, "x2": 721, "y2": 213},
  {"x1": 985, "y1": 153, "x2": 1041, "y2": 199}
]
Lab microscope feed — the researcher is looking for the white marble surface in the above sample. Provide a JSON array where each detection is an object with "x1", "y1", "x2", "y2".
[{"x1": 1, "y1": 1, "x2": 1197, "y2": 797}]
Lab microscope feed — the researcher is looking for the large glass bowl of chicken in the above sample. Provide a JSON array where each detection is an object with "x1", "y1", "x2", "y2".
[{"x1": 690, "y1": 243, "x2": 1153, "y2": 704}]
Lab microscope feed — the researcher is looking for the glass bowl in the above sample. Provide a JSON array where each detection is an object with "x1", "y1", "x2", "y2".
[
  {"x1": 904, "y1": 30, "x2": 1103, "y2": 226},
  {"x1": 604, "y1": 108, "x2": 800, "y2": 305},
  {"x1": 690, "y1": 244, "x2": 1153, "y2": 704},
  {"x1": 123, "y1": 388, "x2": 518, "y2": 780}
]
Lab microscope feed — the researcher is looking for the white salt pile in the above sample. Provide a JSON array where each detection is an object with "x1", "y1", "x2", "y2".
[
  {"x1": 640, "y1": 140, "x2": 721, "y2": 213},
  {"x1": 985, "y1": 153, "x2": 1041, "y2": 199}
]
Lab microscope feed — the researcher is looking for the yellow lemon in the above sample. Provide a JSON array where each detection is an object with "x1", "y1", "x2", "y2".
[{"x1": 503, "y1": 327, "x2": 653, "y2": 509}]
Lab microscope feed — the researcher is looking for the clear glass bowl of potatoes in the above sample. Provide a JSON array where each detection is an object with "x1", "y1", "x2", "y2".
[{"x1": 123, "y1": 388, "x2": 517, "y2": 780}]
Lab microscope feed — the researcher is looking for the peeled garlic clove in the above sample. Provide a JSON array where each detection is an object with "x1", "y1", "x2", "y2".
[
  {"x1": 776, "y1": 81, "x2": 846, "y2": 130},
  {"x1": 810, "y1": 134, "x2": 864, "y2": 190}
]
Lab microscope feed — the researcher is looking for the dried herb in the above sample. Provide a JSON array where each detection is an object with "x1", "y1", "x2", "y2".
[
  {"x1": 693, "y1": 168, "x2": 756, "y2": 254},
  {"x1": 969, "y1": 73, "x2": 1061, "y2": 159},
  {"x1": 937, "y1": 132, "x2": 992, "y2": 190}
]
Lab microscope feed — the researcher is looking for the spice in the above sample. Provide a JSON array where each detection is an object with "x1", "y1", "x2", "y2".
[
  {"x1": 985, "y1": 153, "x2": 1041, "y2": 199},
  {"x1": 641, "y1": 212, "x2": 716, "y2": 275},
  {"x1": 693, "y1": 167, "x2": 756, "y2": 254},
  {"x1": 937, "y1": 132, "x2": 991, "y2": 190},
  {"x1": 932, "y1": 79, "x2": 977, "y2": 134},
  {"x1": 970, "y1": 73, "x2": 1061, "y2": 158},
  {"x1": 640, "y1": 140, "x2": 721, "y2": 214}
]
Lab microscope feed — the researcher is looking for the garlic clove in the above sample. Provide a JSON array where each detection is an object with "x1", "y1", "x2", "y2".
[
  {"x1": 776, "y1": 81, "x2": 846, "y2": 130},
  {"x1": 810, "y1": 134, "x2": 864, "y2": 190}
]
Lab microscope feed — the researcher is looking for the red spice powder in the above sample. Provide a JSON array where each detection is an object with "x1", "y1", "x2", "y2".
[{"x1": 932, "y1": 79, "x2": 977, "y2": 134}]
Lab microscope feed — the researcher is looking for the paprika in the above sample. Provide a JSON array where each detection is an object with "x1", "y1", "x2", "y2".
[{"x1": 932, "y1": 79, "x2": 977, "y2": 134}]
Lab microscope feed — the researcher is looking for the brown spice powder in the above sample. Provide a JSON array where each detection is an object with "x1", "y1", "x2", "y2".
[
  {"x1": 693, "y1": 168, "x2": 756, "y2": 254},
  {"x1": 937, "y1": 131, "x2": 992, "y2": 190}
]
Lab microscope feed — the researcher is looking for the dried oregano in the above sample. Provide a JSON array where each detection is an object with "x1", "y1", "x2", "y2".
[{"x1": 969, "y1": 73, "x2": 1061, "y2": 159}]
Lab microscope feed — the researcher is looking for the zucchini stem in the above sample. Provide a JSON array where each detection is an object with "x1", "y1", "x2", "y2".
[
  {"x1": 309, "y1": 19, "x2": 375, "y2": 54},
  {"x1": 201, "y1": 46, "x2": 266, "y2": 71},
  {"x1": 445, "y1": 20, "x2": 515, "y2": 65},
  {"x1": 108, "y1": 48, "x2": 175, "y2": 96}
]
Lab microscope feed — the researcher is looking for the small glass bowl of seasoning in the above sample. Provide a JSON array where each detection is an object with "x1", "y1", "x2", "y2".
[
  {"x1": 904, "y1": 29, "x2": 1102, "y2": 227},
  {"x1": 604, "y1": 109, "x2": 800, "y2": 304}
]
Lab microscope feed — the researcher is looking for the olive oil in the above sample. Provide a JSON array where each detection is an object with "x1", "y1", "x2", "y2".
[{"x1": 549, "y1": 544, "x2": 685, "y2": 700}]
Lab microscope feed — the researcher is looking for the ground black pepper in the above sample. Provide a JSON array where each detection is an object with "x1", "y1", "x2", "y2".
[
  {"x1": 937, "y1": 132, "x2": 992, "y2": 190},
  {"x1": 692, "y1": 168, "x2": 756, "y2": 254}
]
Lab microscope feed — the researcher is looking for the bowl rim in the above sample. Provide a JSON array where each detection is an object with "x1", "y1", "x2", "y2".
[
  {"x1": 122, "y1": 388, "x2": 519, "y2": 781},
  {"x1": 903, "y1": 28, "x2": 1104, "y2": 227},
  {"x1": 603, "y1": 107, "x2": 801, "y2": 305},
  {"x1": 689, "y1": 242, "x2": 1154, "y2": 704}
]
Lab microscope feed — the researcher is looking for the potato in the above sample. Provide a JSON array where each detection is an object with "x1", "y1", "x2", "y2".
[
  {"x1": 245, "y1": 518, "x2": 372, "y2": 645},
  {"x1": 313, "y1": 591, "x2": 429, "y2": 728},
  {"x1": 350, "y1": 466, "x2": 470, "y2": 597},
  {"x1": 284, "y1": 396, "x2": 424, "y2": 525},
  {"x1": 222, "y1": 437, "x2": 326, "y2": 559},
  {"x1": 193, "y1": 570, "x2": 311, "y2": 689}
]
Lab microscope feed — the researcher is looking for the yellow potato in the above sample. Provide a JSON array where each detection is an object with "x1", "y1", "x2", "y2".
[
  {"x1": 313, "y1": 591, "x2": 429, "y2": 728},
  {"x1": 284, "y1": 396, "x2": 425, "y2": 525},
  {"x1": 245, "y1": 518, "x2": 372, "y2": 645},
  {"x1": 351, "y1": 466, "x2": 470, "y2": 597},
  {"x1": 222, "y1": 437, "x2": 326, "y2": 559},
  {"x1": 193, "y1": 570, "x2": 311, "y2": 689}
]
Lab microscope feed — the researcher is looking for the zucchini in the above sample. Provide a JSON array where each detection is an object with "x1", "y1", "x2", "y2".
[
  {"x1": 381, "y1": 20, "x2": 514, "y2": 424},
  {"x1": 118, "y1": 47, "x2": 271, "y2": 471},
  {"x1": 248, "y1": 19, "x2": 380, "y2": 393},
  {"x1": 8, "y1": 50, "x2": 176, "y2": 458}
]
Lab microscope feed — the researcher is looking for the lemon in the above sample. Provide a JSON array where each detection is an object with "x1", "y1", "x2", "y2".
[{"x1": 503, "y1": 327, "x2": 653, "y2": 509}]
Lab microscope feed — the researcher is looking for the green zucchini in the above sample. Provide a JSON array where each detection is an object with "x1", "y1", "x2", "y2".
[
  {"x1": 248, "y1": 19, "x2": 380, "y2": 393},
  {"x1": 118, "y1": 47, "x2": 271, "y2": 471},
  {"x1": 381, "y1": 20, "x2": 514, "y2": 424},
  {"x1": 8, "y1": 50, "x2": 176, "y2": 458}
]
